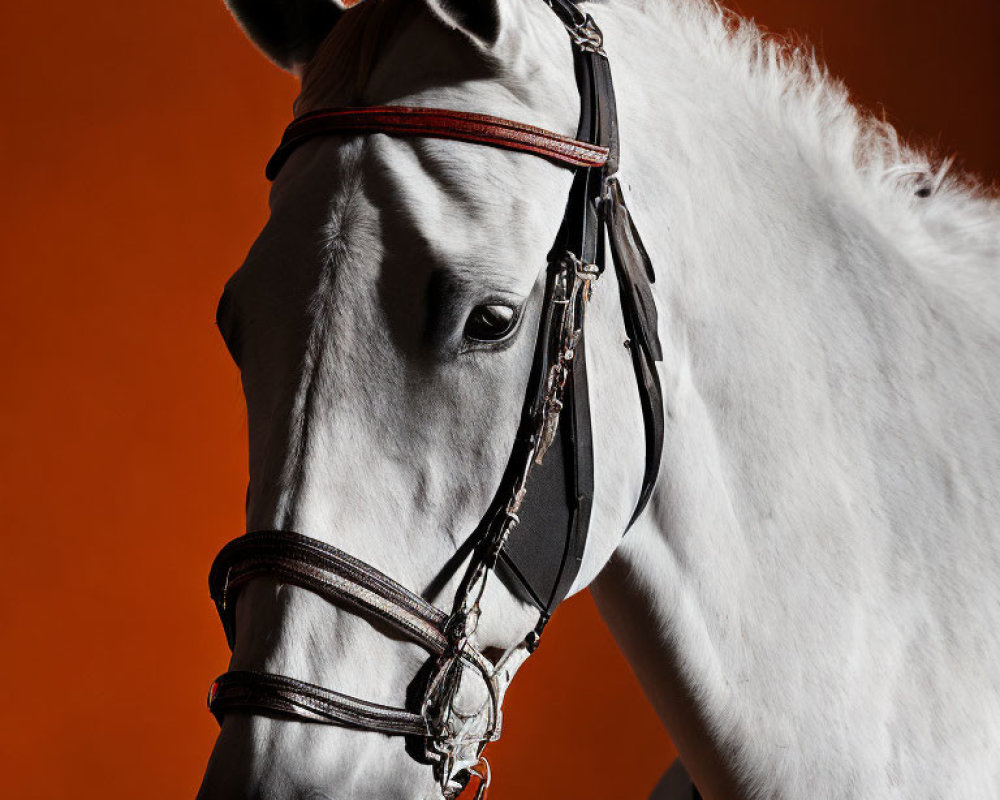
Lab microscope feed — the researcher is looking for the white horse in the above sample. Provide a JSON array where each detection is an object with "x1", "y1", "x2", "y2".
[{"x1": 197, "y1": 1, "x2": 1000, "y2": 798}]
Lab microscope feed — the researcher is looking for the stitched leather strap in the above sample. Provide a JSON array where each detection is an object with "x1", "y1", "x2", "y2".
[
  {"x1": 208, "y1": 670, "x2": 504, "y2": 741},
  {"x1": 208, "y1": 531, "x2": 503, "y2": 748},
  {"x1": 265, "y1": 106, "x2": 610, "y2": 180},
  {"x1": 604, "y1": 177, "x2": 665, "y2": 527},
  {"x1": 209, "y1": 670, "x2": 431, "y2": 736},
  {"x1": 210, "y1": 531, "x2": 449, "y2": 653}
]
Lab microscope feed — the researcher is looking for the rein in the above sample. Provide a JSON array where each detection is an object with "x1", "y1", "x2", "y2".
[{"x1": 206, "y1": 2, "x2": 664, "y2": 797}]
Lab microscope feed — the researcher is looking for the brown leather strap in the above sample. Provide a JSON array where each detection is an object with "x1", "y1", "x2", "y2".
[
  {"x1": 208, "y1": 531, "x2": 503, "y2": 748},
  {"x1": 210, "y1": 531, "x2": 448, "y2": 654},
  {"x1": 265, "y1": 105, "x2": 611, "y2": 180},
  {"x1": 208, "y1": 670, "x2": 431, "y2": 736}
]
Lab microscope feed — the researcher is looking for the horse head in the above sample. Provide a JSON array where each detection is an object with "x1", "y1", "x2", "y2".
[{"x1": 199, "y1": 2, "x2": 652, "y2": 797}]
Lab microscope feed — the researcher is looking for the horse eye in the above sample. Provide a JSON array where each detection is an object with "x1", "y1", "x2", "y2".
[{"x1": 464, "y1": 303, "x2": 518, "y2": 342}]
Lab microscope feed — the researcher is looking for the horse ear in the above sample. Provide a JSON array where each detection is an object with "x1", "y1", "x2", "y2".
[
  {"x1": 423, "y1": 0, "x2": 505, "y2": 48},
  {"x1": 225, "y1": 0, "x2": 347, "y2": 75}
]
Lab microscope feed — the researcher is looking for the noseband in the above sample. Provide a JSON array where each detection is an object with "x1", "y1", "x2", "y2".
[{"x1": 206, "y1": 2, "x2": 664, "y2": 797}]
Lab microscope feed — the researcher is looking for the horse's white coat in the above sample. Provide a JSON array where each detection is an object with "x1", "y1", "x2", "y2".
[{"x1": 199, "y1": 1, "x2": 1000, "y2": 798}]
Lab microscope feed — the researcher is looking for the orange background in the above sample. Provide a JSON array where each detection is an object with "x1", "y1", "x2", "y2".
[{"x1": 0, "y1": 2, "x2": 996, "y2": 798}]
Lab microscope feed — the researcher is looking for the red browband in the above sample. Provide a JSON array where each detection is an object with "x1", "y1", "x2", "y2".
[{"x1": 265, "y1": 105, "x2": 610, "y2": 180}]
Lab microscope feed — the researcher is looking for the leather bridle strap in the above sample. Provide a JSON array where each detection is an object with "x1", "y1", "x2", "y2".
[
  {"x1": 208, "y1": 531, "x2": 501, "y2": 740},
  {"x1": 210, "y1": 531, "x2": 448, "y2": 653},
  {"x1": 209, "y1": 671, "x2": 430, "y2": 736},
  {"x1": 265, "y1": 106, "x2": 610, "y2": 180},
  {"x1": 604, "y1": 177, "x2": 664, "y2": 527}
]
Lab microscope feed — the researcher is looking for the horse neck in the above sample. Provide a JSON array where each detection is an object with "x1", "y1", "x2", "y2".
[{"x1": 590, "y1": 2, "x2": 1000, "y2": 798}]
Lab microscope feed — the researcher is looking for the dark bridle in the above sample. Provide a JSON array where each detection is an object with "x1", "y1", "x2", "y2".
[{"x1": 206, "y1": 2, "x2": 664, "y2": 797}]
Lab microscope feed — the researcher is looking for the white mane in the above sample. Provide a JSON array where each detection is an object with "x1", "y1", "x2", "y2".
[
  {"x1": 588, "y1": 3, "x2": 1000, "y2": 798},
  {"x1": 619, "y1": 0, "x2": 999, "y2": 312}
]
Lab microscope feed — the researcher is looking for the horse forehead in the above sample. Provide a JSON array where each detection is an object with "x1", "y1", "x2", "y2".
[
  {"x1": 361, "y1": 133, "x2": 573, "y2": 266},
  {"x1": 274, "y1": 0, "x2": 581, "y2": 286},
  {"x1": 255, "y1": 135, "x2": 571, "y2": 309},
  {"x1": 297, "y1": 0, "x2": 579, "y2": 130}
]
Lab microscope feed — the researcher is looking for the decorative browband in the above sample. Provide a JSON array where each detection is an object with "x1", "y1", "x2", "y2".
[{"x1": 265, "y1": 105, "x2": 611, "y2": 180}]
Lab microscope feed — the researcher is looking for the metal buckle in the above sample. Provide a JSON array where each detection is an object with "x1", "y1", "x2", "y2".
[
  {"x1": 557, "y1": 251, "x2": 601, "y2": 282},
  {"x1": 569, "y1": 15, "x2": 606, "y2": 55},
  {"x1": 469, "y1": 756, "x2": 492, "y2": 800}
]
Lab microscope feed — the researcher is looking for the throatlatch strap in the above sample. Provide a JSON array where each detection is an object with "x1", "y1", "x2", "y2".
[
  {"x1": 265, "y1": 106, "x2": 609, "y2": 180},
  {"x1": 604, "y1": 178, "x2": 664, "y2": 527}
]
